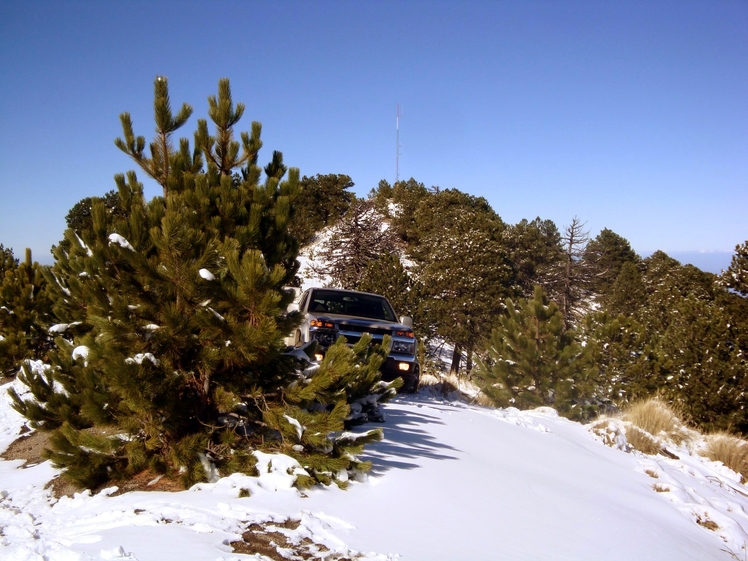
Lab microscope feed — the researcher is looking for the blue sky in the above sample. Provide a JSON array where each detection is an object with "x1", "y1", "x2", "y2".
[{"x1": 1, "y1": 1, "x2": 746, "y2": 270}]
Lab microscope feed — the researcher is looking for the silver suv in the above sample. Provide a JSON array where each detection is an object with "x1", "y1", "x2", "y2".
[{"x1": 288, "y1": 288, "x2": 419, "y2": 393}]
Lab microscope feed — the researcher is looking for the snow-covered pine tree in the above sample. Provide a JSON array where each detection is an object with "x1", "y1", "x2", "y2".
[
  {"x1": 0, "y1": 248, "x2": 53, "y2": 376},
  {"x1": 312, "y1": 198, "x2": 400, "y2": 289},
  {"x1": 504, "y1": 217, "x2": 564, "y2": 300},
  {"x1": 605, "y1": 261, "x2": 647, "y2": 317},
  {"x1": 290, "y1": 174, "x2": 355, "y2": 245},
  {"x1": 473, "y1": 286, "x2": 593, "y2": 420},
  {"x1": 720, "y1": 240, "x2": 748, "y2": 297},
  {"x1": 409, "y1": 189, "x2": 516, "y2": 374},
  {"x1": 9, "y1": 78, "x2": 396, "y2": 489},
  {"x1": 583, "y1": 228, "x2": 639, "y2": 297}
]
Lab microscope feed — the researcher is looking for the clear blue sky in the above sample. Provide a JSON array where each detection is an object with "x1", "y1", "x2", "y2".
[{"x1": 1, "y1": 0, "x2": 746, "y2": 269}]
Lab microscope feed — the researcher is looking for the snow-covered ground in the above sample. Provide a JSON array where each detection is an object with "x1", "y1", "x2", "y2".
[{"x1": 2, "y1": 376, "x2": 748, "y2": 561}]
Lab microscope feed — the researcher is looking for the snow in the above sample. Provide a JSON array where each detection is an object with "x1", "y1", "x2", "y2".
[
  {"x1": 124, "y1": 354, "x2": 160, "y2": 367},
  {"x1": 49, "y1": 322, "x2": 81, "y2": 334},
  {"x1": 108, "y1": 234, "x2": 135, "y2": 251},
  {"x1": 71, "y1": 346, "x2": 90, "y2": 365},
  {"x1": 199, "y1": 269, "x2": 215, "y2": 281},
  {"x1": 2, "y1": 377, "x2": 748, "y2": 560}
]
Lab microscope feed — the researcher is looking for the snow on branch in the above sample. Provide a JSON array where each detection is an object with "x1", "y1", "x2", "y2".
[{"x1": 108, "y1": 233, "x2": 135, "y2": 251}]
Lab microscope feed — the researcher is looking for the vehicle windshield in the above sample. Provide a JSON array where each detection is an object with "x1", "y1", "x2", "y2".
[{"x1": 308, "y1": 290, "x2": 397, "y2": 322}]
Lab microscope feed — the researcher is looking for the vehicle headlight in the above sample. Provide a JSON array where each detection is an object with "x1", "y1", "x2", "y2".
[{"x1": 392, "y1": 340, "x2": 415, "y2": 354}]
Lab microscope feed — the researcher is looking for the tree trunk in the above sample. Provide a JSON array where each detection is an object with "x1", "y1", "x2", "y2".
[{"x1": 450, "y1": 344, "x2": 462, "y2": 375}]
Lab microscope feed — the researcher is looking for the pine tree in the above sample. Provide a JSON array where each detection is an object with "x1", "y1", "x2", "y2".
[
  {"x1": 312, "y1": 198, "x2": 401, "y2": 289},
  {"x1": 52, "y1": 191, "x2": 127, "y2": 254},
  {"x1": 720, "y1": 240, "x2": 748, "y2": 297},
  {"x1": 583, "y1": 228, "x2": 639, "y2": 297},
  {"x1": 474, "y1": 286, "x2": 592, "y2": 420},
  {"x1": 606, "y1": 261, "x2": 647, "y2": 317},
  {"x1": 290, "y1": 174, "x2": 355, "y2": 244},
  {"x1": 578, "y1": 311, "x2": 650, "y2": 406},
  {"x1": 357, "y1": 253, "x2": 415, "y2": 316},
  {"x1": 0, "y1": 244, "x2": 19, "y2": 277},
  {"x1": 9, "y1": 78, "x2": 397, "y2": 490},
  {"x1": 410, "y1": 189, "x2": 516, "y2": 374},
  {"x1": 654, "y1": 295, "x2": 748, "y2": 433},
  {"x1": 504, "y1": 217, "x2": 564, "y2": 299},
  {"x1": 385, "y1": 178, "x2": 430, "y2": 244},
  {"x1": 0, "y1": 248, "x2": 54, "y2": 376}
]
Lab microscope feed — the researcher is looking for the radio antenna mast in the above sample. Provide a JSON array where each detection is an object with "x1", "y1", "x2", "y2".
[{"x1": 395, "y1": 103, "x2": 402, "y2": 183}]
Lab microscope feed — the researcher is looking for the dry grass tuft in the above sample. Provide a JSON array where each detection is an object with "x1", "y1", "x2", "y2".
[
  {"x1": 625, "y1": 426, "x2": 663, "y2": 455},
  {"x1": 644, "y1": 468, "x2": 659, "y2": 479},
  {"x1": 472, "y1": 392, "x2": 496, "y2": 408},
  {"x1": 652, "y1": 483, "x2": 670, "y2": 493},
  {"x1": 696, "y1": 515, "x2": 720, "y2": 531},
  {"x1": 702, "y1": 433, "x2": 748, "y2": 483},
  {"x1": 621, "y1": 398, "x2": 690, "y2": 445}
]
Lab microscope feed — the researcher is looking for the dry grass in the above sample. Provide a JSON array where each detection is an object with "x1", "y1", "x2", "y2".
[
  {"x1": 620, "y1": 398, "x2": 690, "y2": 445},
  {"x1": 471, "y1": 392, "x2": 496, "y2": 408},
  {"x1": 625, "y1": 426, "x2": 663, "y2": 455},
  {"x1": 702, "y1": 433, "x2": 748, "y2": 483},
  {"x1": 696, "y1": 515, "x2": 720, "y2": 531},
  {"x1": 653, "y1": 483, "x2": 670, "y2": 493},
  {"x1": 644, "y1": 468, "x2": 659, "y2": 479}
]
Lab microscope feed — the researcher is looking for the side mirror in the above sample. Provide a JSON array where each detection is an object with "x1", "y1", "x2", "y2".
[{"x1": 400, "y1": 316, "x2": 413, "y2": 328}]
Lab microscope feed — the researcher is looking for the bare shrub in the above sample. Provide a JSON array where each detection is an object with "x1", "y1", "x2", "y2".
[
  {"x1": 702, "y1": 433, "x2": 748, "y2": 483},
  {"x1": 621, "y1": 398, "x2": 689, "y2": 444}
]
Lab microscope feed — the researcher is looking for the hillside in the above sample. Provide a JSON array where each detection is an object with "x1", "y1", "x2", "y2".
[{"x1": 2, "y1": 375, "x2": 747, "y2": 560}]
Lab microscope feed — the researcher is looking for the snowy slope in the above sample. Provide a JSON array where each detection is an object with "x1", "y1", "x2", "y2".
[{"x1": 2, "y1": 378, "x2": 747, "y2": 561}]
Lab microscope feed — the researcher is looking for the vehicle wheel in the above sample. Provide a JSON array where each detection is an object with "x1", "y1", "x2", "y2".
[{"x1": 404, "y1": 366, "x2": 420, "y2": 394}]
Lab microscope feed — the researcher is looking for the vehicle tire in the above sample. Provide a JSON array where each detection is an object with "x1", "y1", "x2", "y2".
[{"x1": 404, "y1": 366, "x2": 420, "y2": 394}]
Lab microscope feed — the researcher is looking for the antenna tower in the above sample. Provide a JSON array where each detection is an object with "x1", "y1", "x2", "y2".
[{"x1": 395, "y1": 104, "x2": 402, "y2": 183}]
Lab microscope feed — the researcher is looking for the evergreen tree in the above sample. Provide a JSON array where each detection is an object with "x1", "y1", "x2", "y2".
[
  {"x1": 410, "y1": 189, "x2": 516, "y2": 373},
  {"x1": 9, "y1": 78, "x2": 397, "y2": 490},
  {"x1": 654, "y1": 295, "x2": 748, "y2": 433},
  {"x1": 312, "y1": 198, "x2": 400, "y2": 289},
  {"x1": 504, "y1": 217, "x2": 563, "y2": 299},
  {"x1": 290, "y1": 174, "x2": 355, "y2": 244},
  {"x1": 356, "y1": 252, "x2": 417, "y2": 321},
  {"x1": 578, "y1": 311, "x2": 651, "y2": 406},
  {"x1": 720, "y1": 240, "x2": 748, "y2": 297},
  {"x1": 606, "y1": 261, "x2": 647, "y2": 317},
  {"x1": 0, "y1": 248, "x2": 54, "y2": 376},
  {"x1": 583, "y1": 228, "x2": 639, "y2": 297},
  {"x1": 385, "y1": 178, "x2": 430, "y2": 244},
  {"x1": 474, "y1": 286, "x2": 592, "y2": 420},
  {"x1": 54, "y1": 190, "x2": 126, "y2": 253},
  {"x1": 0, "y1": 244, "x2": 19, "y2": 277}
]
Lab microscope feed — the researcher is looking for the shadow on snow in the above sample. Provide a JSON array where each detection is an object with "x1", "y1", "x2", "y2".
[{"x1": 362, "y1": 399, "x2": 461, "y2": 473}]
